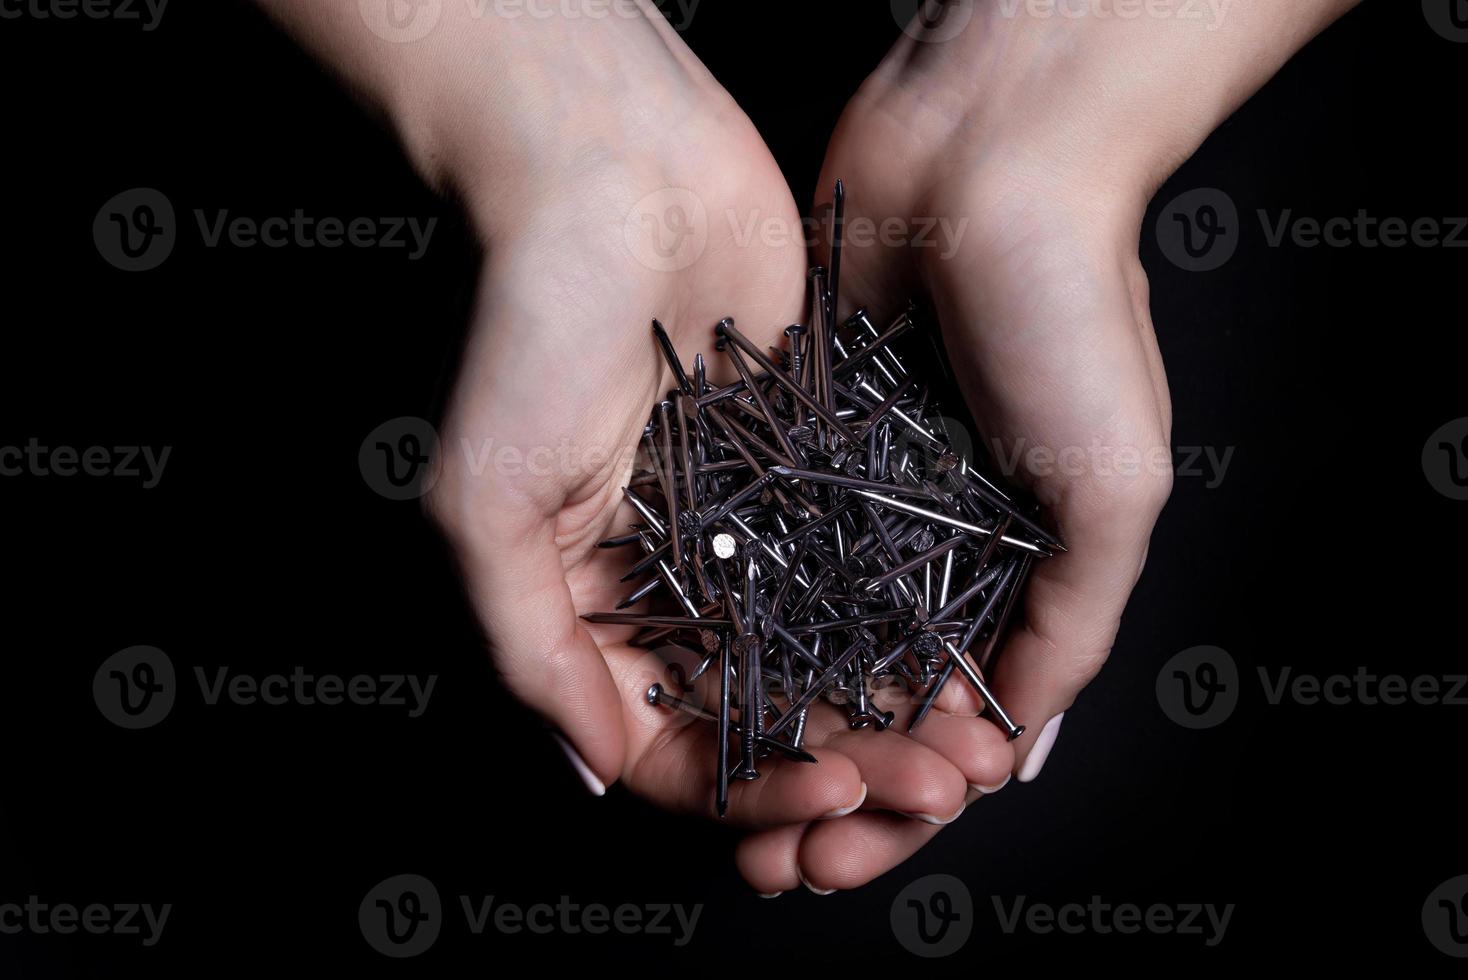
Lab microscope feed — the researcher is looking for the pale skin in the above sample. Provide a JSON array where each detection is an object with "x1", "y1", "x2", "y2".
[{"x1": 255, "y1": 0, "x2": 1360, "y2": 893}]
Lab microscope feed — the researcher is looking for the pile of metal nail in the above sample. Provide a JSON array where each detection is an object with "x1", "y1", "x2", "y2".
[{"x1": 586, "y1": 184, "x2": 1062, "y2": 817}]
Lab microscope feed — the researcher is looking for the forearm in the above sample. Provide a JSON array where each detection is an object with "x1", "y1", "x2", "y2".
[
  {"x1": 881, "y1": 0, "x2": 1363, "y2": 197},
  {"x1": 250, "y1": 0, "x2": 717, "y2": 227}
]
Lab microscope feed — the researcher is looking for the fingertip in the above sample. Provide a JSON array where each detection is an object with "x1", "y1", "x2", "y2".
[
  {"x1": 798, "y1": 813, "x2": 942, "y2": 892},
  {"x1": 735, "y1": 823, "x2": 807, "y2": 895}
]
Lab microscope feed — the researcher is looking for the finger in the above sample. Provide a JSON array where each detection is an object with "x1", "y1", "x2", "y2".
[
  {"x1": 602, "y1": 640, "x2": 867, "y2": 827},
  {"x1": 615, "y1": 675, "x2": 869, "y2": 826},
  {"x1": 902, "y1": 710, "x2": 1016, "y2": 794},
  {"x1": 801, "y1": 705, "x2": 968, "y2": 825},
  {"x1": 796, "y1": 810, "x2": 949, "y2": 893},
  {"x1": 869, "y1": 666, "x2": 1017, "y2": 793},
  {"x1": 735, "y1": 823, "x2": 809, "y2": 897}
]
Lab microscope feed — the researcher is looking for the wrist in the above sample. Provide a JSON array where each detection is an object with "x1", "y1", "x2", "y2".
[{"x1": 375, "y1": 3, "x2": 723, "y2": 237}]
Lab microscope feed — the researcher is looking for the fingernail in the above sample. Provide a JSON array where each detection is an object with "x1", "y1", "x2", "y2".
[
  {"x1": 969, "y1": 774, "x2": 1012, "y2": 796},
  {"x1": 757, "y1": 891, "x2": 784, "y2": 899},
  {"x1": 898, "y1": 803, "x2": 966, "y2": 826},
  {"x1": 1017, "y1": 713, "x2": 1064, "y2": 783},
  {"x1": 820, "y1": 782, "x2": 867, "y2": 819},
  {"x1": 553, "y1": 733, "x2": 606, "y2": 797},
  {"x1": 798, "y1": 870, "x2": 837, "y2": 896}
]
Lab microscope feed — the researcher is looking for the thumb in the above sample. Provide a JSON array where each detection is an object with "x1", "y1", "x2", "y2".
[
  {"x1": 444, "y1": 506, "x2": 629, "y2": 793},
  {"x1": 991, "y1": 469, "x2": 1172, "y2": 783}
]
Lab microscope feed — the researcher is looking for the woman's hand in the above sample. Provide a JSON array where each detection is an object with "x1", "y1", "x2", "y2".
[{"x1": 737, "y1": 0, "x2": 1359, "y2": 893}]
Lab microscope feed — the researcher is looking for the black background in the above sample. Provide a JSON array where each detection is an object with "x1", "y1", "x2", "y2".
[{"x1": 2, "y1": 0, "x2": 1464, "y2": 972}]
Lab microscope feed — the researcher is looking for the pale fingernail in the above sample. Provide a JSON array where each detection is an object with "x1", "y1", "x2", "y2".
[
  {"x1": 820, "y1": 782, "x2": 867, "y2": 819},
  {"x1": 969, "y1": 774, "x2": 1012, "y2": 796},
  {"x1": 757, "y1": 892, "x2": 784, "y2": 899},
  {"x1": 798, "y1": 870, "x2": 837, "y2": 896},
  {"x1": 899, "y1": 803, "x2": 966, "y2": 826},
  {"x1": 553, "y1": 733, "x2": 606, "y2": 797},
  {"x1": 1017, "y1": 713, "x2": 1064, "y2": 783}
]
